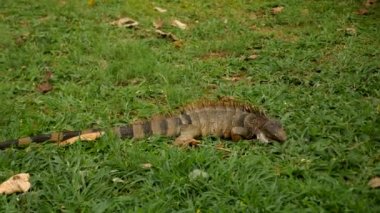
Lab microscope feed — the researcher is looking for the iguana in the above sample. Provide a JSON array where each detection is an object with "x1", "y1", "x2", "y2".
[{"x1": 0, "y1": 100, "x2": 286, "y2": 149}]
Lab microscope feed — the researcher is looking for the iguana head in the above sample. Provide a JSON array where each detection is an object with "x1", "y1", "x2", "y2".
[
  {"x1": 257, "y1": 119, "x2": 287, "y2": 143},
  {"x1": 245, "y1": 115, "x2": 287, "y2": 143}
]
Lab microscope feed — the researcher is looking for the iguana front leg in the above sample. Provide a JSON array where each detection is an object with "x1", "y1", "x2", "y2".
[
  {"x1": 231, "y1": 127, "x2": 249, "y2": 142},
  {"x1": 174, "y1": 125, "x2": 201, "y2": 147}
]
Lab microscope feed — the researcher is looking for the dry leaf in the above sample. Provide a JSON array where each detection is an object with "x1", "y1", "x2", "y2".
[
  {"x1": 250, "y1": 25, "x2": 257, "y2": 30},
  {"x1": 301, "y1": 9, "x2": 309, "y2": 16},
  {"x1": 36, "y1": 70, "x2": 54, "y2": 93},
  {"x1": 110, "y1": 17, "x2": 139, "y2": 28},
  {"x1": 246, "y1": 54, "x2": 259, "y2": 60},
  {"x1": 59, "y1": 131, "x2": 105, "y2": 146},
  {"x1": 87, "y1": 0, "x2": 95, "y2": 7},
  {"x1": 141, "y1": 163, "x2": 152, "y2": 169},
  {"x1": 45, "y1": 71, "x2": 53, "y2": 80},
  {"x1": 154, "y1": 6, "x2": 167, "y2": 13},
  {"x1": 112, "y1": 177, "x2": 125, "y2": 183},
  {"x1": 206, "y1": 84, "x2": 218, "y2": 91},
  {"x1": 223, "y1": 73, "x2": 246, "y2": 82},
  {"x1": 355, "y1": 8, "x2": 369, "y2": 15},
  {"x1": 223, "y1": 76, "x2": 242, "y2": 82},
  {"x1": 272, "y1": 6, "x2": 284, "y2": 14},
  {"x1": 249, "y1": 12, "x2": 258, "y2": 20},
  {"x1": 188, "y1": 169, "x2": 209, "y2": 181},
  {"x1": 36, "y1": 82, "x2": 53, "y2": 93},
  {"x1": 0, "y1": 173, "x2": 31, "y2": 195},
  {"x1": 15, "y1": 33, "x2": 30, "y2": 46},
  {"x1": 200, "y1": 51, "x2": 228, "y2": 60},
  {"x1": 171, "y1": 19, "x2": 187, "y2": 30},
  {"x1": 153, "y1": 19, "x2": 164, "y2": 29},
  {"x1": 173, "y1": 40, "x2": 184, "y2": 48},
  {"x1": 155, "y1": 29, "x2": 178, "y2": 41},
  {"x1": 44, "y1": 70, "x2": 53, "y2": 81},
  {"x1": 345, "y1": 27, "x2": 357, "y2": 35},
  {"x1": 365, "y1": 0, "x2": 377, "y2": 7},
  {"x1": 368, "y1": 177, "x2": 380, "y2": 188},
  {"x1": 274, "y1": 166, "x2": 281, "y2": 176}
]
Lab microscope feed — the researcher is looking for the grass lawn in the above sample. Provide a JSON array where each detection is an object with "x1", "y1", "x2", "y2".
[{"x1": 1, "y1": 0, "x2": 379, "y2": 211}]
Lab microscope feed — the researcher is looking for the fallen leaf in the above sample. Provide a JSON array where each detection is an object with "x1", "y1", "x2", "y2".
[
  {"x1": 249, "y1": 12, "x2": 258, "y2": 20},
  {"x1": 112, "y1": 177, "x2": 125, "y2": 183},
  {"x1": 301, "y1": 9, "x2": 309, "y2": 16},
  {"x1": 274, "y1": 166, "x2": 281, "y2": 176},
  {"x1": 355, "y1": 8, "x2": 369, "y2": 15},
  {"x1": 171, "y1": 19, "x2": 187, "y2": 30},
  {"x1": 365, "y1": 0, "x2": 377, "y2": 7},
  {"x1": 141, "y1": 163, "x2": 152, "y2": 169},
  {"x1": 59, "y1": 131, "x2": 105, "y2": 146},
  {"x1": 188, "y1": 169, "x2": 209, "y2": 181},
  {"x1": 59, "y1": 0, "x2": 67, "y2": 6},
  {"x1": 154, "y1": 6, "x2": 167, "y2": 13},
  {"x1": 19, "y1": 20, "x2": 29, "y2": 27},
  {"x1": 38, "y1": 15, "x2": 52, "y2": 23},
  {"x1": 345, "y1": 27, "x2": 357, "y2": 36},
  {"x1": 245, "y1": 54, "x2": 259, "y2": 60},
  {"x1": 173, "y1": 40, "x2": 184, "y2": 48},
  {"x1": 250, "y1": 25, "x2": 257, "y2": 30},
  {"x1": 200, "y1": 51, "x2": 228, "y2": 60},
  {"x1": 153, "y1": 19, "x2": 164, "y2": 29},
  {"x1": 15, "y1": 33, "x2": 30, "y2": 46},
  {"x1": 155, "y1": 29, "x2": 178, "y2": 41},
  {"x1": 110, "y1": 17, "x2": 139, "y2": 28},
  {"x1": 271, "y1": 6, "x2": 284, "y2": 14},
  {"x1": 368, "y1": 177, "x2": 380, "y2": 188},
  {"x1": 206, "y1": 84, "x2": 218, "y2": 90},
  {"x1": 87, "y1": 0, "x2": 95, "y2": 7},
  {"x1": 36, "y1": 82, "x2": 53, "y2": 93},
  {"x1": 0, "y1": 173, "x2": 31, "y2": 195},
  {"x1": 223, "y1": 76, "x2": 242, "y2": 82},
  {"x1": 44, "y1": 70, "x2": 53, "y2": 81},
  {"x1": 222, "y1": 73, "x2": 246, "y2": 82}
]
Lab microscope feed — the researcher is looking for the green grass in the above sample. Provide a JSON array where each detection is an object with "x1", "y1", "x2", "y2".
[{"x1": 1, "y1": 0, "x2": 379, "y2": 211}]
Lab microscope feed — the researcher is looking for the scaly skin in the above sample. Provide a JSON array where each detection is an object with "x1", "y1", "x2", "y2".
[{"x1": 0, "y1": 100, "x2": 286, "y2": 149}]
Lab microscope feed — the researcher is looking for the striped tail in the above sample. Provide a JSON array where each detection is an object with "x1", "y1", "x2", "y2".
[
  {"x1": 112, "y1": 116, "x2": 183, "y2": 139},
  {"x1": 0, "y1": 129, "x2": 101, "y2": 150},
  {"x1": 0, "y1": 115, "x2": 185, "y2": 150}
]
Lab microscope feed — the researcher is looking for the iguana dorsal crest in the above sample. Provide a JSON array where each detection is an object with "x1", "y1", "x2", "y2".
[{"x1": 180, "y1": 99, "x2": 265, "y2": 115}]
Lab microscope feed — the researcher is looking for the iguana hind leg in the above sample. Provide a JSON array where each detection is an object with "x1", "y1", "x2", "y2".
[
  {"x1": 231, "y1": 127, "x2": 249, "y2": 142},
  {"x1": 174, "y1": 125, "x2": 201, "y2": 147}
]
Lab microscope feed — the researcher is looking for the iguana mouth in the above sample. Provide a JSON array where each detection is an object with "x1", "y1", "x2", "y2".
[
  {"x1": 256, "y1": 131, "x2": 269, "y2": 143},
  {"x1": 255, "y1": 130, "x2": 286, "y2": 143}
]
